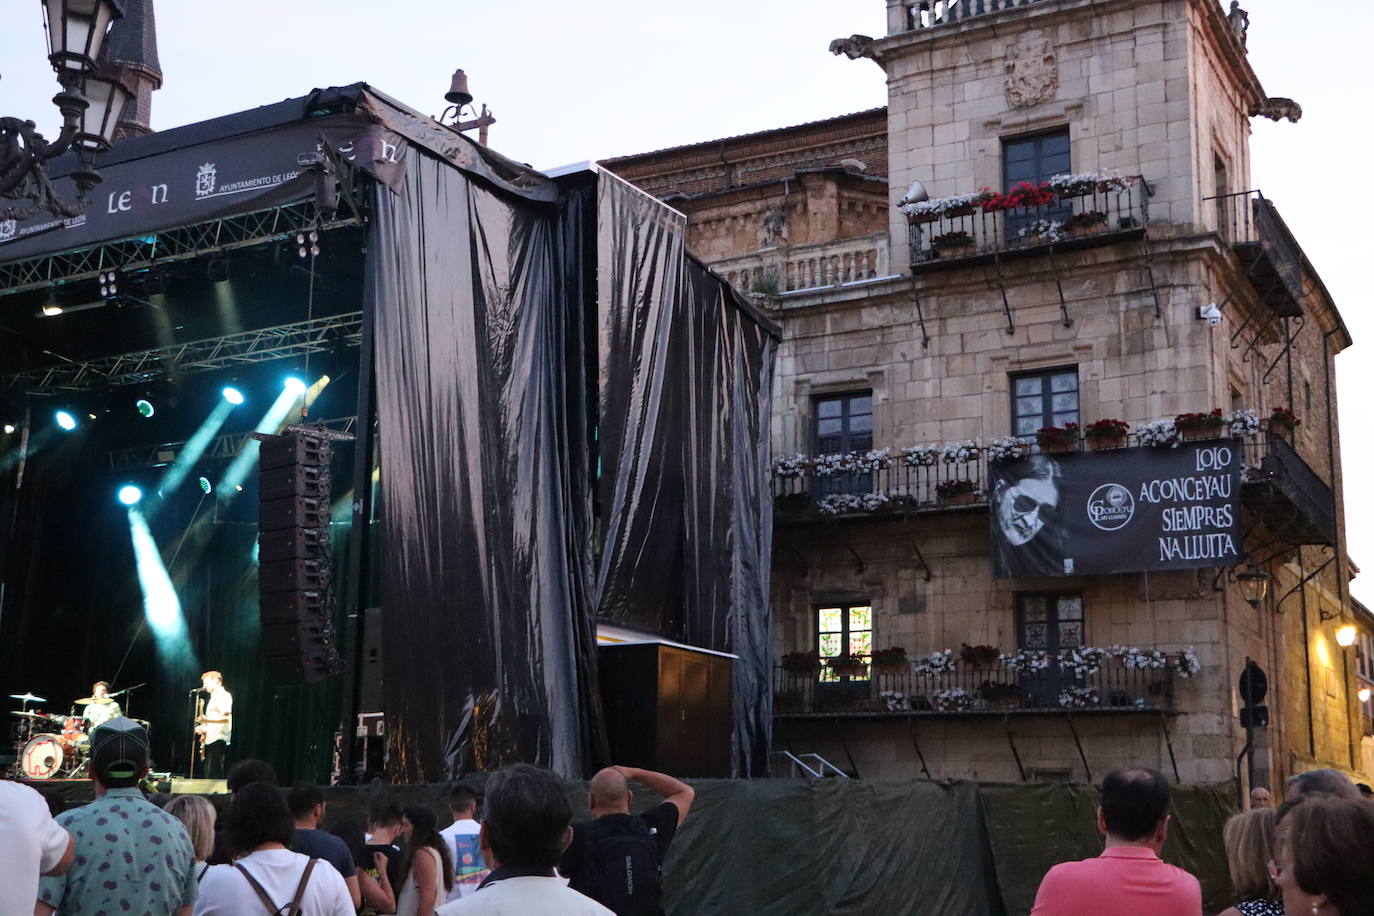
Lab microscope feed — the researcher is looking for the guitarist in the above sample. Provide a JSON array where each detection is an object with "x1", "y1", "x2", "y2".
[{"x1": 194, "y1": 670, "x2": 233, "y2": 779}]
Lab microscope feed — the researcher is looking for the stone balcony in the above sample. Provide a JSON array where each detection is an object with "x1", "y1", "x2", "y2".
[
  {"x1": 888, "y1": 0, "x2": 1052, "y2": 35},
  {"x1": 1209, "y1": 190, "x2": 1306, "y2": 318},
  {"x1": 715, "y1": 233, "x2": 890, "y2": 295}
]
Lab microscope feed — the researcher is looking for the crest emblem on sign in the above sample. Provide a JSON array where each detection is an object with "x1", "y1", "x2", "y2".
[
  {"x1": 1086, "y1": 483, "x2": 1135, "y2": 531},
  {"x1": 0, "y1": 219, "x2": 15, "y2": 242},
  {"x1": 1004, "y1": 30, "x2": 1058, "y2": 109},
  {"x1": 195, "y1": 162, "x2": 218, "y2": 198}
]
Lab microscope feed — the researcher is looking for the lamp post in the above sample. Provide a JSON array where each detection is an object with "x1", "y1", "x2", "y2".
[
  {"x1": 1, "y1": 0, "x2": 127, "y2": 221},
  {"x1": 1235, "y1": 561, "x2": 1271, "y2": 608}
]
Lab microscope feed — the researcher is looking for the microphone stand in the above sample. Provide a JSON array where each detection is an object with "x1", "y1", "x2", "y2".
[
  {"x1": 111, "y1": 683, "x2": 146, "y2": 721},
  {"x1": 186, "y1": 688, "x2": 202, "y2": 779}
]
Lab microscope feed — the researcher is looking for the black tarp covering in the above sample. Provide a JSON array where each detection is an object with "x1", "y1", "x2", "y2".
[
  {"x1": 593, "y1": 175, "x2": 777, "y2": 776},
  {"x1": 296, "y1": 777, "x2": 1233, "y2": 916},
  {"x1": 368, "y1": 148, "x2": 600, "y2": 781}
]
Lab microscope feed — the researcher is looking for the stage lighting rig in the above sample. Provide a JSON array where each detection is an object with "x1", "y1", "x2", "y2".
[
  {"x1": 135, "y1": 398, "x2": 155, "y2": 418},
  {"x1": 99, "y1": 268, "x2": 119, "y2": 298},
  {"x1": 2, "y1": 0, "x2": 130, "y2": 222},
  {"x1": 55, "y1": 409, "x2": 78, "y2": 431},
  {"x1": 222, "y1": 386, "x2": 245, "y2": 405},
  {"x1": 117, "y1": 484, "x2": 142, "y2": 505}
]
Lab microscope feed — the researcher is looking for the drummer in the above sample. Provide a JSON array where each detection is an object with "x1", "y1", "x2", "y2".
[{"x1": 81, "y1": 682, "x2": 121, "y2": 729}]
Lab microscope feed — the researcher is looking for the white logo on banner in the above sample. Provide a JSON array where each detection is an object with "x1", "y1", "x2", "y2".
[
  {"x1": 1086, "y1": 483, "x2": 1134, "y2": 531},
  {"x1": 195, "y1": 162, "x2": 217, "y2": 198},
  {"x1": 0, "y1": 219, "x2": 15, "y2": 242}
]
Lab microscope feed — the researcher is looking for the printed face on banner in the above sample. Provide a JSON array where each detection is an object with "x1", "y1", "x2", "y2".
[{"x1": 990, "y1": 443, "x2": 1241, "y2": 579}]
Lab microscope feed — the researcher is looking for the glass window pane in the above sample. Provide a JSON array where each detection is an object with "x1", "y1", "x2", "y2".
[
  {"x1": 1017, "y1": 396, "x2": 1043, "y2": 416},
  {"x1": 1015, "y1": 378, "x2": 1042, "y2": 397},
  {"x1": 1043, "y1": 132, "x2": 1070, "y2": 157},
  {"x1": 819, "y1": 633, "x2": 842, "y2": 657},
  {"x1": 1023, "y1": 622, "x2": 1048, "y2": 649},
  {"x1": 1015, "y1": 417, "x2": 1041, "y2": 436},
  {"x1": 817, "y1": 417, "x2": 842, "y2": 436},
  {"x1": 849, "y1": 395, "x2": 873, "y2": 416},
  {"x1": 849, "y1": 606, "x2": 872, "y2": 631},
  {"x1": 849, "y1": 413, "x2": 872, "y2": 434},
  {"x1": 850, "y1": 433, "x2": 873, "y2": 452},
  {"x1": 1022, "y1": 597, "x2": 1047, "y2": 620},
  {"x1": 1059, "y1": 621, "x2": 1082, "y2": 648},
  {"x1": 1004, "y1": 141, "x2": 1035, "y2": 164},
  {"x1": 1057, "y1": 596, "x2": 1083, "y2": 620},
  {"x1": 1051, "y1": 392, "x2": 1078, "y2": 412},
  {"x1": 819, "y1": 607, "x2": 842, "y2": 631},
  {"x1": 1051, "y1": 372, "x2": 1077, "y2": 392},
  {"x1": 850, "y1": 631, "x2": 872, "y2": 657},
  {"x1": 817, "y1": 399, "x2": 842, "y2": 418}
]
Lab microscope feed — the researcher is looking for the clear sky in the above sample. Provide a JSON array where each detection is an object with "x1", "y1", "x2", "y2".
[{"x1": 1, "y1": 0, "x2": 1369, "y2": 605}]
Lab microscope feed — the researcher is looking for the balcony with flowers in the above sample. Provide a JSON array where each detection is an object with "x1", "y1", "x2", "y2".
[
  {"x1": 903, "y1": 173, "x2": 1149, "y2": 271},
  {"x1": 774, "y1": 643, "x2": 1197, "y2": 718}
]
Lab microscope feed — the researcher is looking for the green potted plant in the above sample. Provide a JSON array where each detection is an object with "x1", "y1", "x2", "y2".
[
  {"x1": 930, "y1": 229, "x2": 975, "y2": 258},
  {"x1": 827, "y1": 652, "x2": 868, "y2": 679},
  {"x1": 1036, "y1": 422, "x2": 1079, "y2": 454},
  {"x1": 935, "y1": 478, "x2": 979, "y2": 506},
  {"x1": 1268, "y1": 406, "x2": 1300, "y2": 439},
  {"x1": 1084, "y1": 418, "x2": 1130, "y2": 451},
  {"x1": 779, "y1": 650, "x2": 823, "y2": 675},
  {"x1": 1174, "y1": 409, "x2": 1227, "y2": 442},
  {"x1": 870, "y1": 646, "x2": 910, "y2": 675}
]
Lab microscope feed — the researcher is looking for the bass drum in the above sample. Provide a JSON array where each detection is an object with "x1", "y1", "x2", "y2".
[{"x1": 21, "y1": 733, "x2": 77, "y2": 780}]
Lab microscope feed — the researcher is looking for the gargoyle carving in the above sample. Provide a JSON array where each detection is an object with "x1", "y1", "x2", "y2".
[
  {"x1": 1250, "y1": 97, "x2": 1302, "y2": 123},
  {"x1": 829, "y1": 35, "x2": 876, "y2": 61}
]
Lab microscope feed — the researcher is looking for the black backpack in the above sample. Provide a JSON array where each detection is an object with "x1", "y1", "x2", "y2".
[{"x1": 579, "y1": 815, "x2": 663, "y2": 916}]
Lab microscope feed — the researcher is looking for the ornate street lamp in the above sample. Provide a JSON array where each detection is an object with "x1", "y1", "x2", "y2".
[
  {"x1": 1, "y1": 0, "x2": 126, "y2": 221},
  {"x1": 1235, "y1": 561, "x2": 1271, "y2": 609}
]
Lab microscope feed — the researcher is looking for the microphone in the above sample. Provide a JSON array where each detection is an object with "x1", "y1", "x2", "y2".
[{"x1": 188, "y1": 687, "x2": 205, "y2": 696}]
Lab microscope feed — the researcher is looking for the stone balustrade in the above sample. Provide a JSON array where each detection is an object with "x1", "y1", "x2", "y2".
[{"x1": 716, "y1": 234, "x2": 890, "y2": 295}]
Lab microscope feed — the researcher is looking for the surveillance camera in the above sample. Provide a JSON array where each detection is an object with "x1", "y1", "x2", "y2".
[{"x1": 1198, "y1": 303, "x2": 1222, "y2": 326}]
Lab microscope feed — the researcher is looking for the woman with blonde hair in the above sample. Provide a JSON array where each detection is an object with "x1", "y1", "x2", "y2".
[
  {"x1": 1218, "y1": 807, "x2": 1282, "y2": 916},
  {"x1": 165, "y1": 795, "x2": 218, "y2": 883}
]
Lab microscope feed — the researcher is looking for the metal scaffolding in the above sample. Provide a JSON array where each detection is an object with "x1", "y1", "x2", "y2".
[
  {"x1": 1, "y1": 311, "x2": 363, "y2": 395},
  {"x1": 0, "y1": 200, "x2": 364, "y2": 298},
  {"x1": 107, "y1": 415, "x2": 358, "y2": 470}
]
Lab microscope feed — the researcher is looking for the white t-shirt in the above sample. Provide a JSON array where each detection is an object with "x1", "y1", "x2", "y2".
[
  {"x1": 203, "y1": 687, "x2": 233, "y2": 745},
  {"x1": 438, "y1": 818, "x2": 487, "y2": 901},
  {"x1": 193, "y1": 847, "x2": 353, "y2": 916},
  {"x1": 0, "y1": 781, "x2": 70, "y2": 916},
  {"x1": 434, "y1": 875, "x2": 613, "y2": 916}
]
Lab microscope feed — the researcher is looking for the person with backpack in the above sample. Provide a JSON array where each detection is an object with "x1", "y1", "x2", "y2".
[
  {"x1": 194, "y1": 782, "x2": 353, "y2": 916},
  {"x1": 558, "y1": 765, "x2": 695, "y2": 916}
]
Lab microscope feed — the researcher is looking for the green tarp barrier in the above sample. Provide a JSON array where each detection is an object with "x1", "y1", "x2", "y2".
[{"x1": 311, "y1": 778, "x2": 1235, "y2": 916}]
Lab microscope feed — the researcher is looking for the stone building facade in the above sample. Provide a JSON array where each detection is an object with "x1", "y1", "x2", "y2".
[{"x1": 603, "y1": 0, "x2": 1364, "y2": 789}]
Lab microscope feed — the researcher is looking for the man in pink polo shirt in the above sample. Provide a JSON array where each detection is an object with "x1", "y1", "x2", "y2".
[{"x1": 1030, "y1": 768, "x2": 1202, "y2": 916}]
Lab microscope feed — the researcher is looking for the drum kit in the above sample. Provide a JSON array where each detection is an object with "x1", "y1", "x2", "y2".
[{"x1": 8, "y1": 688, "x2": 150, "y2": 780}]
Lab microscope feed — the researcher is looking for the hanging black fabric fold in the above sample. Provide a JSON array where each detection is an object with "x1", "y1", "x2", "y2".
[{"x1": 368, "y1": 151, "x2": 599, "y2": 780}]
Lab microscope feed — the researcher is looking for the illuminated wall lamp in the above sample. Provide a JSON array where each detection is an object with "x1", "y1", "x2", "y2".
[
  {"x1": 1335, "y1": 624, "x2": 1357, "y2": 648},
  {"x1": 1235, "y1": 562, "x2": 1270, "y2": 608},
  {"x1": 1359, "y1": 686, "x2": 1372, "y2": 704}
]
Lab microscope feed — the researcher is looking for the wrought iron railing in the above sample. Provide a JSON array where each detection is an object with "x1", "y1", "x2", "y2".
[
  {"x1": 906, "y1": 178, "x2": 1148, "y2": 268},
  {"x1": 1239, "y1": 432, "x2": 1337, "y2": 545},
  {"x1": 1206, "y1": 189, "x2": 1305, "y2": 314},
  {"x1": 774, "y1": 663, "x2": 1176, "y2": 715},
  {"x1": 904, "y1": 0, "x2": 1051, "y2": 31}
]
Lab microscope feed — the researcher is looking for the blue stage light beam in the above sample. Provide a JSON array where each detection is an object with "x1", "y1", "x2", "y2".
[
  {"x1": 222, "y1": 387, "x2": 245, "y2": 405},
  {"x1": 55, "y1": 410, "x2": 77, "y2": 431},
  {"x1": 126, "y1": 506, "x2": 193, "y2": 658},
  {"x1": 156, "y1": 397, "x2": 238, "y2": 501},
  {"x1": 117, "y1": 484, "x2": 143, "y2": 505},
  {"x1": 218, "y1": 375, "x2": 330, "y2": 497}
]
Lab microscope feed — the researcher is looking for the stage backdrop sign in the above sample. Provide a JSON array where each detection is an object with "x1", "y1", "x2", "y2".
[{"x1": 989, "y1": 443, "x2": 1241, "y2": 579}]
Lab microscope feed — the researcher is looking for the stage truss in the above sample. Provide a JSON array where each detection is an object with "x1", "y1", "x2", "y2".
[
  {"x1": 108, "y1": 415, "x2": 358, "y2": 470},
  {"x1": 0, "y1": 201, "x2": 365, "y2": 298},
  {"x1": 1, "y1": 311, "x2": 363, "y2": 396}
]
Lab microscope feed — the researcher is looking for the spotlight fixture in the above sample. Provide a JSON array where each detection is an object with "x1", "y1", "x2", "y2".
[
  {"x1": 1234, "y1": 561, "x2": 1271, "y2": 608},
  {"x1": 55, "y1": 410, "x2": 78, "y2": 431},
  {"x1": 116, "y1": 484, "x2": 143, "y2": 506},
  {"x1": 99, "y1": 269, "x2": 119, "y2": 298},
  {"x1": 1336, "y1": 624, "x2": 1357, "y2": 648},
  {"x1": 198, "y1": 477, "x2": 213, "y2": 495},
  {"x1": 283, "y1": 377, "x2": 307, "y2": 395},
  {"x1": 41, "y1": 303, "x2": 64, "y2": 317},
  {"x1": 221, "y1": 386, "x2": 245, "y2": 405},
  {"x1": 295, "y1": 231, "x2": 319, "y2": 259},
  {"x1": 135, "y1": 398, "x2": 155, "y2": 418},
  {"x1": 2, "y1": 424, "x2": 15, "y2": 434}
]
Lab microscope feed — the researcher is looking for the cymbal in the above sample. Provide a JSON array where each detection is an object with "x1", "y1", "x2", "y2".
[
  {"x1": 10, "y1": 692, "x2": 46, "y2": 703},
  {"x1": 11, "y1": 710, "x2": 47, "y2": 719},
  {"x1": 73, "y1": 697, "x2": 103, "y2": 705}
]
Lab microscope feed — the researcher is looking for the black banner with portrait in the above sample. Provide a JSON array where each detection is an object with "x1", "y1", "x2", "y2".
[{"x1": 989, "y1": 443, "x2": 1242, "y2": 578}]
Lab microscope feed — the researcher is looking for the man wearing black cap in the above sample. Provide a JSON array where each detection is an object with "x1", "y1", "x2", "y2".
[{"x1": 36, "y1": 716, "x2": 199, "y2": 916}]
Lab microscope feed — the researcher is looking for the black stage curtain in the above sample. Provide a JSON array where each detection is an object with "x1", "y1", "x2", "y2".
[
  {"x1": 593, "y1": 176, "x2": 777, "y2": 776},
  {"x1": 369, "y1": 150, "x2": 600, "y2": 781}
]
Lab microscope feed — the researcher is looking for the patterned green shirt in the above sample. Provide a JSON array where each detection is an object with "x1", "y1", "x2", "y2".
[{"x1": 37, "y1": 787, "x2": 198, "y2": 915}]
